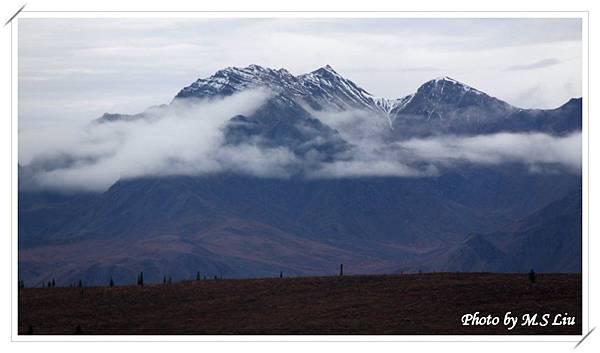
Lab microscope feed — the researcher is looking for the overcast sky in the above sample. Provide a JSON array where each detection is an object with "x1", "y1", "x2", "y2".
[{"x1": 19, "y1": 18, "x2": 582, "y2": 129}]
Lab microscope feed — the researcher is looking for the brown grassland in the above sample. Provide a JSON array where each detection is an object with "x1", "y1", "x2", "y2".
[{"x1": 18, "y1": 273, "x2": 581, "y2": 335}]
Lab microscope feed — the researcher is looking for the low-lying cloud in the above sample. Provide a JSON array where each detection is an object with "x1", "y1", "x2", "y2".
[
  {"x1": 400, "y1": 132, "x2": 581, "y2": 171},
  {"x1": 20, "y1": 89, "x2": 279, "y2": 191},
  {"x1": 19, "y1": 91, "x2": 582, "y2": 192}
]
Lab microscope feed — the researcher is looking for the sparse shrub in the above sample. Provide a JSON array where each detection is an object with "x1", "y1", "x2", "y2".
[
  {"x1": 78, "y1": 280, "x2": 83, "y2": 288},
  {"x1": 339, "y1": 264, "x2": 344, "y2": 276},
  {"x1": 214, "y1": 275, "x2": 218, "y2": 280},
  {"x1": 163, "y1": 276, "x2": 166, "y2": 284},
  {"x1": 280, "y1": 271, "x2": 283, "y2": 278},
  {"x1": 51, "y1": 279, "x2": 55, "y2": 287},
  {"x1": 528, "y1": 269, "x2": 537, "y2": 284},
  {"x1": 47, "y1": 281, "x2": 51, "y2": 288},
  {"x1": 196, "y1": 271, "x2": 200, "y2": 281},
  {"x1": 109, "y1": 278, "x2": 114, "y2": 287}
]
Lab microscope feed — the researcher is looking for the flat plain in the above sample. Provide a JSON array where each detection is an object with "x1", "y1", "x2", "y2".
[{"x1": 18, "y1": 273, "x2": 581, "y2": 335}]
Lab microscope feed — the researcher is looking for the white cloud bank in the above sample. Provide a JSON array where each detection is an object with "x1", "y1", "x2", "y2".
[
  {"x1": 401, "y1": 133, "x2": 581, "y2": 171},
  {"x1": 19, "y1": 91, "x2": 581, "y2": 192}
]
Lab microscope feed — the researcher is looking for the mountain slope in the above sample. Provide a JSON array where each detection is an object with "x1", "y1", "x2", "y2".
[
  {"x1": 398, "y1": 188, "x2": 582, "y2": 273},
  {"x1": 19, "y1": 167, "x2": 581, "y2": 285},
  {"x1": 388, "y1": 77, "x2": 581, "y2": 138}
]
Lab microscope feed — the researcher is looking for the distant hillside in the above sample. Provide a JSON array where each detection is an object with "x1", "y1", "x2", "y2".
[
  {"x1": 397, "y1": 188, "x2": 582, "y2": 273},
  {"x1": 19, "y1": 168, "x2": 581, "y2": 286}
]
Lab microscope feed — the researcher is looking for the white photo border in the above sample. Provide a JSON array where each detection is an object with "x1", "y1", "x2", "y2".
[{"x1": 9, "y1": 10, "x2": 590, "y2": 343}]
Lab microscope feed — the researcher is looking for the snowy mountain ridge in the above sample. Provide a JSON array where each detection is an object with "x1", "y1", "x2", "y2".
[
  {"x1": 176, "y1": 64, "x2": 396, "y2": 113},
  {"x1": 175, "y1": 64, "x2": 508, "y2": 127},
  {"x1": 97, "y1": 64, "x2": 580, "y2": 139}
]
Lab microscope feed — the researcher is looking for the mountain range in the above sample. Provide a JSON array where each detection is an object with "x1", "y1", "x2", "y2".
[{"x1": 19, "y1": 65, "x2": 582, "y2": 286}]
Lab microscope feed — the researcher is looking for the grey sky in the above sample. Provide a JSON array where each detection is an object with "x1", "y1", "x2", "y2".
[{"x1": 18, "y1": 18, "x2": 582, "y2": 129}]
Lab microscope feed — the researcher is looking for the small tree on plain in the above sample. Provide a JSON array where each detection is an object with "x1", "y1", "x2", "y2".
[
  {"x1": 51, "y1": 279, "x2": 55, "y2": 287},
  {"x1": 528, "y1": 269, "x2": 537, "y2": 284},
  {"x1": 78, "y1": 280, "x2": 83, "y2": 288},
  {"x1": 339, "y1": 264, "x2": 344, "y2": 276},
  {"x1": 137, "y1": 272, "x2": 144, "y2": 286},
  {"x1": 196, "y1": 271, "x2": 200, "y2": 281},
  {"x1": 109, "y1": 277, "x2": 114, "y2": 287}
]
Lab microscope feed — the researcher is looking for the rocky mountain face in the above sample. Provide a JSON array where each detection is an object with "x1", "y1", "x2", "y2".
[{"x1": 19, "y1": 65, "x2": 583, "y2": 286}]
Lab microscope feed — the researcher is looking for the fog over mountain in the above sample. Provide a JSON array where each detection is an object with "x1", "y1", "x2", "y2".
[
  {"x1": 18, "y1": 65, "x2": 582, "y2": 286},
  {"x1": 19, "y1": 65, "x2": 581, "y2": 192}
]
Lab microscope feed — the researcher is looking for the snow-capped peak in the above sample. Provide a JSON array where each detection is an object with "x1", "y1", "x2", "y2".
[
  {"x1": 176, "y1": 64, "x2": 301, "y2": 99},
  {"x1": 175, "y1": 65, "x2": 511, "y2": 131},
  {"x1": 304, "y1": 64, "x2": 344, "y2": 80},
  {"x1": 434, "y1": 76, "x2": 459, "y2": 84},
  {"x1": 314, "y1": 64, "x2": 337, "y2": 74},
  {"x1": 423, "y1": 76, "x2": 484, "y2": 96}
]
